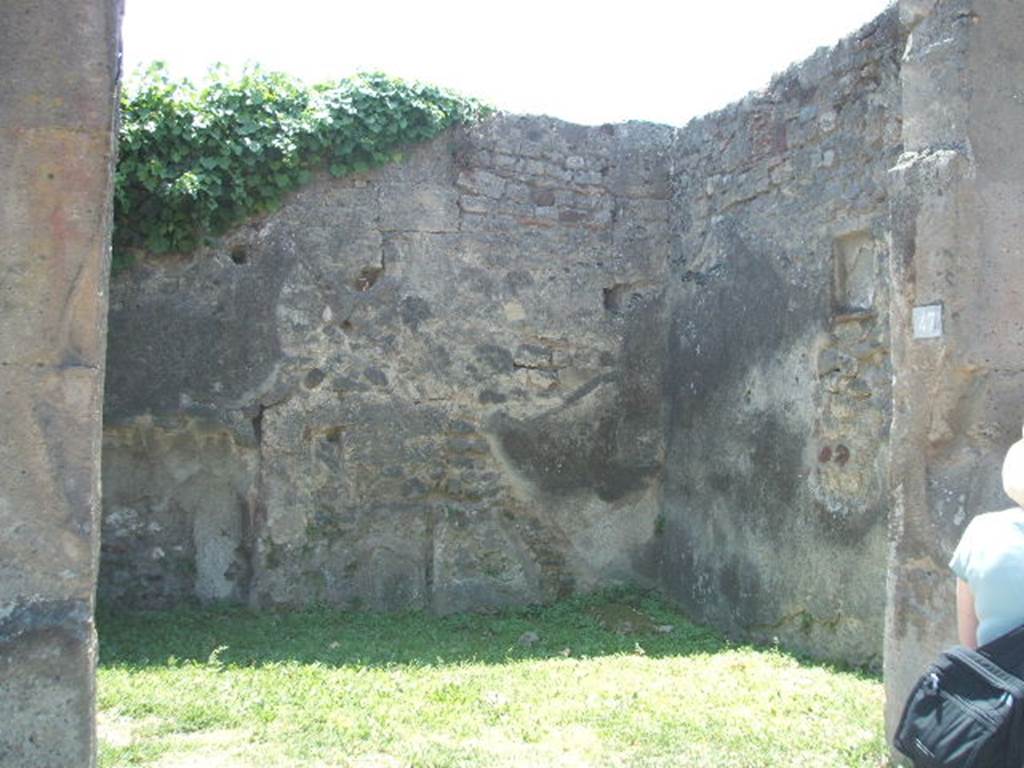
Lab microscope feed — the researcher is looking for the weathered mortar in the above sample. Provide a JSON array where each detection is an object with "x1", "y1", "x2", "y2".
[
  {"x1": 659, "y1": 7, "x2": 903, "y2": 666},
  {"x1": 103, "y1": 116, "x2": 674, "y2": 613}
]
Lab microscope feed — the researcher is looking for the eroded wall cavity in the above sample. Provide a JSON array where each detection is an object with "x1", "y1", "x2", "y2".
[
  {"x1": 103, "y1": 117, "x2": 674, "y2": 613},
  {"x1": 101, "y1": 420, "x2": 257, "y2": 606},
  {"x1": 0, "y1": 1, "x2": 121, "y2": 765},
  {"x1": 659, "y1": 8, "x2": 903, "y2": 666}
]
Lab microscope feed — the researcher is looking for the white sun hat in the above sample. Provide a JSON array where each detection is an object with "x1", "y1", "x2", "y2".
[{"x1": 1002, "y1": 427, "x2": 1024, "y2": 507}]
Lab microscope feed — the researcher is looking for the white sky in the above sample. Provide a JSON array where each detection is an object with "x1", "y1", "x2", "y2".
[{"x1": 122, "y1": 0, "x2": 895, "y2": 127}]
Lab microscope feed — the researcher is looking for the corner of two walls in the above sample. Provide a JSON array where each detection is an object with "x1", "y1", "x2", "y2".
[{"x1": 102, "y1": 5, "x2": 910, "y2": 667}]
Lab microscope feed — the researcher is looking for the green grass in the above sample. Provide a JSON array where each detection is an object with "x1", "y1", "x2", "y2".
[{"x1": 96, "y1": 590, "x2": 888, "y2": 767}]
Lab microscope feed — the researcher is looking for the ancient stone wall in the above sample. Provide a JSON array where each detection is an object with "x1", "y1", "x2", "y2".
[
  {"x1": 102, "y1": 1, "x2": 1020, "y2": 680},
  {"x1": 657, "y1": 8, "x2": 904, "y2": 666},
  {"x1": 885, "y1": 0, "x2": 1024, "y2": 740},
  {"x1": 0, "y1": 1, "x2": 121, "y2": 766},
  {"x1": 102, "y1": 117, "x2": 674, "y2": 613},
  {"x1": 100, "y1": 10, "x2": 911, "y2": 668}
]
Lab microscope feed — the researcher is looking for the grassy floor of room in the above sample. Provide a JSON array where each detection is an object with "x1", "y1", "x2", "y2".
[{"x1": 96, "y1": 590, "x2": 888, "y2": 767}]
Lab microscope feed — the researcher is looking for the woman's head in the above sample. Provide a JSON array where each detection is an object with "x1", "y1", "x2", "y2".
[{"x1": 1002, "y1": 426, "x2": 1024, "y2": 507}]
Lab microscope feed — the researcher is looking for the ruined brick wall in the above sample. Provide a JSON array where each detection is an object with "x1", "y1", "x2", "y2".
[
  {"x1": 102, "y1": 117, "x2": 674, "y2": 613},
  {"x1": 659, "y1": 8, "x2": 903, "y2": 666},
  {"x1": 102, "y1": 6, "x2": 911, "y2": 668}
]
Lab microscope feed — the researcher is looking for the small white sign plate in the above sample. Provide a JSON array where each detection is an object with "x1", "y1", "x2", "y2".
[{"x1": 913, "y1": 304, "x2": 943, "y2": 339}]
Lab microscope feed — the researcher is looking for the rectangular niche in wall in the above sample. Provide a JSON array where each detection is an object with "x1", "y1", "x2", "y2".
[{"x1": 831, "y1": 231, "x2": 878, "y2": 315}]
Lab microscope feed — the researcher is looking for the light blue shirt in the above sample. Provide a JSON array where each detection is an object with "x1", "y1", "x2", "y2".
[{"x1": 949, "y1": 507, "x2": 1024, "y2": 647}]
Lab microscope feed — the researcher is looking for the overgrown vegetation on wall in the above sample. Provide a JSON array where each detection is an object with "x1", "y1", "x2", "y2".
[{"x1": 114, "y1": 65, "x2": 490, "y2": 267}]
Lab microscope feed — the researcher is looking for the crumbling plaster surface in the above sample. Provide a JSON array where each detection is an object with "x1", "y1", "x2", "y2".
[
  {"x1": 103, "y1": 117, "x2": 674, "y2": 614},
  {"x1": 659, "y1": 7, "x2": 903, "y2": 666}
]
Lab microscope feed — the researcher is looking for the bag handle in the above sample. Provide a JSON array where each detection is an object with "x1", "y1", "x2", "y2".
[{"x1": 947, "y1": 646, "x2": 1024, "y2": 700}]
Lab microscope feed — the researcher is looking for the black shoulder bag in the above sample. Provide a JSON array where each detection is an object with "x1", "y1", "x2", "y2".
[{"x1": 894, "y1": 625, "x2": 1024, "y2": 768}]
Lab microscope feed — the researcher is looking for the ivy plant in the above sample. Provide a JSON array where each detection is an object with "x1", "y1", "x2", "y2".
[{"x1": 114, "y1": 65, "x2": 491, "y2": 267}]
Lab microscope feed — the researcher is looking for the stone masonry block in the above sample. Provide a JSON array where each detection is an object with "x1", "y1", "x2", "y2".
[{"x1": 0, "y1": 607, "x2": 96, "y2": 768}]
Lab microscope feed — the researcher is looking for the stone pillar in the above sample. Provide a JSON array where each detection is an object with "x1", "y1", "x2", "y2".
[
  {"x1": 885, "y1": 0, "x2": 1024, "y2": 742},
  {"x1": 0, "y1": 2, "x2": 121, "y2": 766}
]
